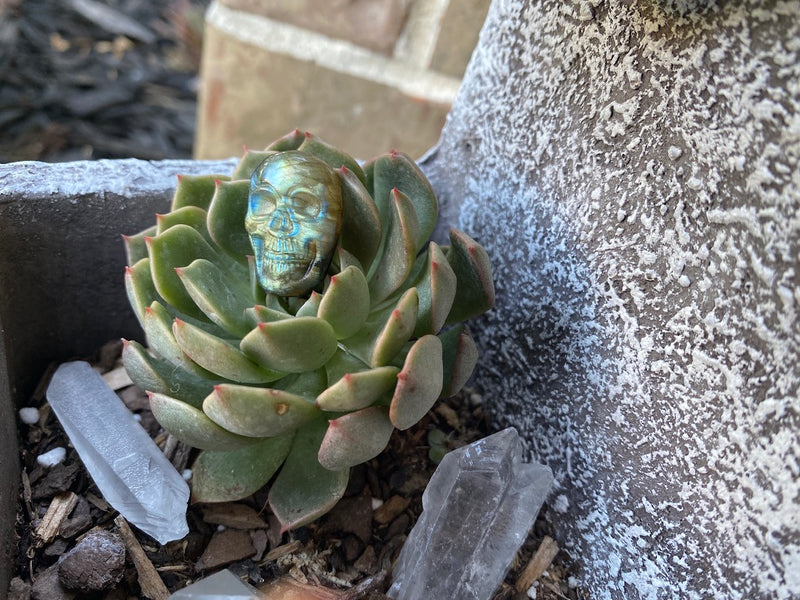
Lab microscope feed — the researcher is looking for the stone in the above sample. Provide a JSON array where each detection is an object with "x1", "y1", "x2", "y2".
[
  {"x1": 57, "y1": 529, "x2": 126, "y2": 592},
  {"x1": 46, "y1": 361, "x2": 190, "y2": 544},
  {"x1": 168, "y1": 569, "x2": 258, "y2": 599},
  {"x1": 36, "y1": 447, "x2": 66, "y2": 468},
  {"x1": 31, "y1": 564, "x2": 74, "y2": 600},
  {"x1": 18, "y1": 407, "x2": 39, "y2": 425},
  {"x1": 420, "y1": 1, "x2": 800, "y2": 597},
  {"x1": 388, "y1": 428, "x2": 553, "y2": 600},
  {"x1": 7, "y1": 577, "x2": 31, "y2": 600}
]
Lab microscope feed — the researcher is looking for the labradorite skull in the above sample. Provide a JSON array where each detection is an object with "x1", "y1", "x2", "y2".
[{"x1": 246, "y1": 152, "x2": 343, "y2": 296}]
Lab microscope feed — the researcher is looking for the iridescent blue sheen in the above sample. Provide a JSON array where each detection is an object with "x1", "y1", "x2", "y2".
[{"x1": 245, "y1": 152, "x2": 343, "y2": 296}]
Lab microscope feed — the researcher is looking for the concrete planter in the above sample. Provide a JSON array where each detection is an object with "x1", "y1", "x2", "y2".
[{"x1": 0, "y1": 158, "x2": 237, "y2": 593}]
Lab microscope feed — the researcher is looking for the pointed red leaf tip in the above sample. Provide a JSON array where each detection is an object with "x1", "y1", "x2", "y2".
[
  {"x1": 173, "y1": 318, "x2": 185, "y2": 328},
  {"x1": 120, "y1": 338, "x2": 130, "y2": 347},
  {"x1": 176, "y1": 174, "x2": 185, "y2": 183},
  {"x1": 242, "y1": 143, "x2": 250, "y2": 154},
  {"x1": 258, "y1": 322, "x2": 269, "y2": 330},
  {"x1": 121, "y1": 233, "x2": 130, "y2": 241},
  {"x1": 304, "y1": 130, "x2": 312, "y2": 139},
  {"x1": 146, "y1": 391, "x2": 154, "y2": 400},
  {"x1": 144, "y1": 236, "x2": 153, "y2": 245},
  {"x1": 144, "y1": 306, "x2": 153, "y2": 315},
  {"x1": 174, "y1": 267, "x2": 184, "y2": 276},
  {"x1": 339, "y1": 165, "x2": 350, "y2": 174},
  {"x1": 124, "y1": 265, "x2": 132, "y2": 275},
  {"x1": 431, "y1": 261, "x2": 439, "y2": 271},
  {"x1": 214, "y1": 178, "x2": 223, "y2": 187},
  {"x1": 390, "y1": 149, "x2": 399, "y2": 157},
  {"x1": 330, "y1": 275, "x2": 338, "y2": 284}
]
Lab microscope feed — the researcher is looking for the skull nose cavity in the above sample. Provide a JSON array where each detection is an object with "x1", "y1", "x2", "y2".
[{"x1": 268, "y1": 206, "x2": 299, "y2": 237}]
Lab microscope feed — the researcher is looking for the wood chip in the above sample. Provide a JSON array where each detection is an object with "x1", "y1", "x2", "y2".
[
  {"x1": 257, "y1": 576, "x2": 342, "y2": 600},
  {"x1": 34, "y1": 491, "x2": 78, "y2": 546},
  {"x1": 114, "y1": 516, "x2": 170, "y2": 600},
  {"x1": 515, "y1": 535, "x2": 560, "y2": 593},
  {"x1": 195, "y1": 529, "x2": 256, "y2": 571},
  {"x1": 101, "y1": 366, "x2": 134, "y2": 391},
  {"x1": 201, "y1": 502, "x2": 268, "y2": 530},
  {"x1": 264, "y1": 539, "x2": 303, "y2": 562},
  {"x1": 373, "y1": 495, "x2": 409, "y2": 525}
]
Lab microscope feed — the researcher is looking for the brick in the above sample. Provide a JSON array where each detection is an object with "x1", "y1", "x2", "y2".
[
  {"x1": 429, "y1": 0, "x2": 491, "y2": 77},
  {"x1": 219, "y1": 0, "x2": 411, "y2": 55},
  {"x1": 195, "y1": 20, "x2": 452, "y2": 161}
]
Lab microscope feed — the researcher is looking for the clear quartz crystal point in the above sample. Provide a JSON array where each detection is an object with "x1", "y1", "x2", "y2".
[
  {"x1": 169, "y1": 570, "x2": 259, "y2": 599},
  {"x1": 388, "y1": 427, "x2": 554, "y2": 600},
  {"x1": 46, "y1": 361, "x2": 190, "y2": 544}
]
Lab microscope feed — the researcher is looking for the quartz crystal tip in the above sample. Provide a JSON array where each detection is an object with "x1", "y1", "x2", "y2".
[
  {"x1": 388, "y1": 427, "x2": 554, "y2": 600},
  {"x1": 168, "y1": 569, "x2": 259, "y2": 599},
  {"x1": 46, "y1": 361, "x2": 190, "y2": 544}
]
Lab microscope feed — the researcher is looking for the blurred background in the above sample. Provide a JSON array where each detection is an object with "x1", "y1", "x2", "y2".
[{"x1": 0, "y1": 0, "x2": 490, "y2": 164}]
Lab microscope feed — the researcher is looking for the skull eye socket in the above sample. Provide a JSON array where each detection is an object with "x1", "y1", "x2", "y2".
[
  {"x1": 248, "y1": 188, "x2": 279, "y2": 220},
  {"x1": 289, "y1": 190, "x2": 321, "y2": 219}
]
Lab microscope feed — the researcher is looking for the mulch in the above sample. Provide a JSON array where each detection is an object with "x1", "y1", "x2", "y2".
[
  {"x1": 9, "y1": 341, "x2": 585, "y2": 599},
  {"x1": 0, "y1": 0, "x2": 204, "y2": 163}
]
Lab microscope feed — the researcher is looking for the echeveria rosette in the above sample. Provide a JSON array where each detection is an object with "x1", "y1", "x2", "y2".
[{"x1": 122, "y1": 130, "x2": 494, "y2": 531}]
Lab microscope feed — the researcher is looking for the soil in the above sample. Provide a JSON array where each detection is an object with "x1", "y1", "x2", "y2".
[{"x1": 9, "y1": 341, "x2": 586, "y2": 599}]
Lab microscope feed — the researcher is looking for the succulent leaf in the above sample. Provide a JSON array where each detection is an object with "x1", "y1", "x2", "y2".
[
  {"x1": 149, "y1": 392, "x2": 257, "y2": 451},
  {"x1": 317, "y1": 265, "x2": 370, "y2": 339},
  {"x1": 295, "y1": 292, "x2": 322, "y2": 318},
  {"x1": 203, "y1": 384, "x2": 317, "y2": 438},
  {"x1": 369, "y1": 151, "x2": 437, "y2": 252},
  {"x1": 143, "y1": 302, "x2": 213, "y2": 377},
  {"x1": 123, "y1": 225, "x2": 156, "y2": 266},
  {"x1": 445, "y1": 228, "x2": 496, "y2": 323},
  {"x1": 266, "y1": 129, "x2": 306, "y2": 152},
  {"x1": 125, "y1": 258, "x2": 160, "y2": 325},
  {"x1": 241, "y1": 317, "x2": 338, "y2": 373},
  {"x1": 347, "y1": 287, "x2": 418, "y2": 367},
  {"x1": 171, "y1": 174, "x2": 228, "y2": 211},
  {"x1": 122, "y1": 339, "x2": 215, "y2": 409},
  {"x1": 173, "y1": 318, "x2": 283, "y2": 383},
  {"x1": 268, "y1": 419, "x2": 348, "y2": 531},
  {"x1": 367, "y1": 189, "x2": 420, "y2": 303},
  {"x1": 156, "y1": 206, "x2": 210, "y2": 243},
  {"x1": 298, "y1": 133, "x2": 367, "y2": 186},
  {"x1": 191, "y1": 433, "x2": 294, "y2": 502},
  {"x1": 207, "y1": 180, "x2": 252, "y2": 261},
  {"x1": 176, "y1": 259, "x2": 254, "y2": 337},
  {"x1": 232, "y1": 150, "x2": 276, "y2": 180},
  {"x1": 390, "y1": 335, "x2": 443, "y2": 430},
  {"x1": 337, "y1": 167, "x2": 382, "y2": 269},
  {"x1": 147, "y1": 224, "x2": 222, "y2": 321},
  {"x1": 439, "y1": 324, "x2": 478, "y2": 398},
  {"x1": 318, "y1": 406, "x2": 394, "y2": 470},
  {"x1": 316, "y1": 366, "x2": 399, "y2": 411},
  {"x1": 412, "y1": 242, "x2": 457, "y2": 336}
]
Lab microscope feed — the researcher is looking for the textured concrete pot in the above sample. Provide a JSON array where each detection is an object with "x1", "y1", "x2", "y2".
[{"x1": 0, "y1": 158, "x2": 236, "y2": 594}]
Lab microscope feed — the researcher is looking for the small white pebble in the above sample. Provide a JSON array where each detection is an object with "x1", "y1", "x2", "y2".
[
  {"x1": 37, "y1": 447, "x2": 66, "y2": 468},
  {"x1": 217, "y1": 524, "x2": 226, "y2": 532},
  {"x1": 18, "y1": 407, "x2": 40, "y2": 425},
  {"x1": 371, "y1": 497, "x2": 384, "y2": 511},
  {"x1": 526, "y1": 582, "x2": 538, "y2": 599},
  {"x1": 678, "y1": 274, "x2": 691, "y2": 287},
  {"x1": 469, "y1": 393, "x2": 483, "y2": 407},
  {"x1": 132, "y1": 413, "x2": 142, "y2": 422},
  {"x1": 668, "y1": 145, "x2": 683, "y2": 160},
  {"x1": 182, "y1": 469, "x2": 192, "y2": 481},
  {"x1": 568, "y1": 576, "x2": 580, "y2": 588}
]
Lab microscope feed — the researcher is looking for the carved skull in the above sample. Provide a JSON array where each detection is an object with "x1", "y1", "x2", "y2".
[{"x1": 246, "y1": 152, "x2": 343, "y2": 296}]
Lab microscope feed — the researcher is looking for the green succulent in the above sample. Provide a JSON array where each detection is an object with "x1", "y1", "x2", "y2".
[{"x1": 122, "y1": 130, "x2": 494, "y2": 530}]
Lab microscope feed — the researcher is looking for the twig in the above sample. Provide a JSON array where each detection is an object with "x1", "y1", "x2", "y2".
[
  {"x1": 340, "y1": 570, "x2": 389, "y2": 600},
  {"x1": 34, "y1": 491, "x2": 78, "y2": 546},
  {"x1": 114, "y1": 515, "x2": 170, "y2": 600},
  {"x1": 515, "y1": 535, "x2": 560, "y2": 593}
]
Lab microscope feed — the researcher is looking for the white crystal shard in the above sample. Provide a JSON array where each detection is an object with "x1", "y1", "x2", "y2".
[
  {"x1": 46, "y1": 361, "x2": 190, "y2": 544},
  {"x1": 169, "y1": 569, "x2": 259, "y2": 599},
  {"x1": 388, "y1": 427, "x2": 554, "y2": 600}
]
